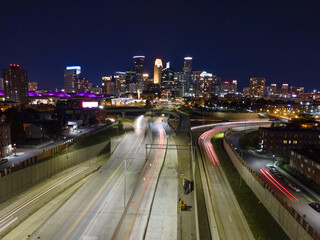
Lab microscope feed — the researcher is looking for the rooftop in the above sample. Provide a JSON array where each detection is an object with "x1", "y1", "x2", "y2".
[{"x1": 292, "y1": 148, "x2": 320, "y2": 162}]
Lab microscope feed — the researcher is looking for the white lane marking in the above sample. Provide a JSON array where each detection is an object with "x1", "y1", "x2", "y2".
[
  {"x1": 0, "y1": 166, "x2": 89, "y2": 225},
  {"x1": 229, "y1": 215, "x2": 232, "y2": 222},
  {"x1": 0, "y1": 217, "x2": 18, "y2": 233}
]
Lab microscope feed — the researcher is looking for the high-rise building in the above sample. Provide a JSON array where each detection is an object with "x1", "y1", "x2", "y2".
[
  {"x1": 183, "y1": 57, "x2": 192, "y2": 73},
  {"x1": 133, "y1": 56, "x2": 145, "y2": 74},
  {"x1": 102, "y1": 76, "x2": 113, "y2": 95},
  {"x1": 154, "y1": 59, "x2": 163, "y2": 85},
  {"x1": 220, "y1": 81, "x2": 231, "y2": 97},
  {"x1": 182, "y1": 57, "x2": 193, "y2": 96},
  {"x1": 249, "y1": 77, "x2": 265, "y2": 98},
  {"x1": 270, "y1": 84, "x2": 277, "y2": 96},
  {"x1": 195, "y1": 71, "x2": 220, "y2": 100},
  {"x1": 76, "y1": 77, "x2": 92, "y2": 92},
  {"x1": 281, "y1": 84, "x2": 289, "y2": 93},
  {"x1": 231, "y1": 80, "x2": 237, "y2": 94},
  {"x1": 0, "y1": 78, "x2": 3, "y2": 90},
  {"x1": 3, "y1": 64, "x2": 28, "y2": 104},
  {"x1": 114, "y1": 71, "x2": 126, "y2": 95},
  {"x1": 28, "y1": 81, "x2": 38, "y2": 91},
  {"x1": 64, "y1": 66, "x2": 81, "y2": 93},
  {"x1": 161, "y1": 62, "x2": 175, "y2": 88}
]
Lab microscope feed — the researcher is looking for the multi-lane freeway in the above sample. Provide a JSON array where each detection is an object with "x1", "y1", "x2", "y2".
[
  {"x1": 31, "y1": 115, "x2": 174, "y2": 240},
  {"x1": 197, "y1": 123, "x2": 257, "y2": 240}
]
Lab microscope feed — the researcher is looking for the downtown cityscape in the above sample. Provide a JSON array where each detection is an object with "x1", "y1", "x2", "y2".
[{"x1": 1, "y1": 1, "x2": 320, "y2": 240}]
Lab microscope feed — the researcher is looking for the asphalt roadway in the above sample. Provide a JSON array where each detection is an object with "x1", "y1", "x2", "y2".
[
  {"x1": 32, "y1": 116, "x2": 174, "y2": 240},
  {"x1": 198, "y1": 125, "x2": 255, "y2": 240}
]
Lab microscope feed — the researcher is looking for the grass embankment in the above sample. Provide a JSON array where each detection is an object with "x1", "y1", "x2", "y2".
[
  {"x1": 211, "y1": 134, "x2": 289, "y2": 240},
  {"x1": 118, "y1": 117, "x2": 135, "y2": 124},
  {"x1": 43, "y1": 124, "x2": 125, "y2": 161}
]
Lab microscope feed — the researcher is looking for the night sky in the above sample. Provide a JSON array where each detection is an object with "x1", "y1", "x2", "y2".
[{"x1": 1, "y1": 0, "x2": 320, "y2": 91}]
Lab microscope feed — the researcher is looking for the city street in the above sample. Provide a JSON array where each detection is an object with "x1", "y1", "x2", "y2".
[{"x1": 0, "y1": 123, "x2": 108, "y2": 171}]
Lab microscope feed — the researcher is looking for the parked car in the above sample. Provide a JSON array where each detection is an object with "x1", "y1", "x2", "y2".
[
  {"x1": 309, "y1": 202, "x2": 320, "y2": 212},
  {"x1": 0, "y1": 158, "x2": 8, "y2": 165},
  {"x1": 269, "y1": 168, "x2": 277, "y2": 174},
  {"x1": 288, "y1": 184, "x2": 301, "y2": 192},
  {"x1": 274, "y1": 173, "x2": 283, "y2": 179}
]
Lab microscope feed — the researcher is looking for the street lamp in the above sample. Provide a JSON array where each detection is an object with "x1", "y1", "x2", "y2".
[
  {"x1": 273, "y1": 154, "x2": 275, "y2": 167},
  {"x1": 13, "y1": 143, "x2": 16, "y2": 156}
]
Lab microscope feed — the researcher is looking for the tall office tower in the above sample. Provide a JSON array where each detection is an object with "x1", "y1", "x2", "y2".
[
  {"x1": 102, "y1": 76, "x2": 113, "y2": 95},
  {"x1": 183, "y1": 57, "x2": 192, "y2": 73},
  {"x1": 0, "y1": 78, "x2": 3, "y2": 90},
  {"x1": 125, "y1": 70, "x2": 137, "y2": 93},
  {"x1": 182, "y1": 57, "x2": 193, "y2": 96},
  {"x1": 249, "y1": 77, "x2": 266, "y2": 98},
  {"x1": 28, "y1": 81, "x2": 38, "y2": 91},
  {"x1": 281, "y1": 84, "x2": 289, "y2": 93},
  {"x1": 133, "y1": 56, "x2": 145, "y2": 74},
  {"x1": 161, "y1": 62, "x2": 175, "y2": 88},
  {"x1": 231, "y1": 80, "x2": 237, "y2": 93},
  {"x1": 194, "y1": 71, "x2": 220, "y2": 99},
  {"x1": 3, "y1": 64, "x2": 28, "y2": 104},
  {"x1": 220, "y1": 81, "x2": 231, "y2": 97},
  {"x1": 154, "y1": 59, "x2": 163, "y2": 85},
  {"x1": 64, "y1": 66, "x2": 81, "y2": 93},
  {"x1": 269, "y1": 83, "x2": 278, "y2": 96},
  {"x1": 114, "y1": 71, "x2": 126, "y2": 94},
  {"x1": 76, "y1": 77, "x2": 92, "y2": 92}
]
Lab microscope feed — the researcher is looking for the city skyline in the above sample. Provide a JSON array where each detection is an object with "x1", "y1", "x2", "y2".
[{"x1": 1, "y1": 0, "x2": 320, "y2": 91}]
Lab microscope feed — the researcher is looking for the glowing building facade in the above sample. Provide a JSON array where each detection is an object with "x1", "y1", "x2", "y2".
[{"x1": 153, "y1": 59, "x2": 163, "y2": 85}]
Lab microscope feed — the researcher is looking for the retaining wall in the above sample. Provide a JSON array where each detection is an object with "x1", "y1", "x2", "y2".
[
  {"x1": 223, "y1": 137, "x2": 317, "y2": 240},
  {"x1": 0, "y1": 141, "x2": 110, "y2": 203}
]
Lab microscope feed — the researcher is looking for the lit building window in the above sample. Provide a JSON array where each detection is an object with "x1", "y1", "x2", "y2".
[{"x1": 283, "y1": 140, "x2": 287, "y2": 144}]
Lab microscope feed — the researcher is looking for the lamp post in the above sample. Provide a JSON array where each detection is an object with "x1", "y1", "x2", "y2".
[
  {"x1": 273, "y1": 154, "x2": 275, "y2": 167},
  {"x1": 13, "y1": 143, "x2": 16, "y2": 156},
  {"x1": 124, "y1": 159, "x2": 126, "y2": 209}
]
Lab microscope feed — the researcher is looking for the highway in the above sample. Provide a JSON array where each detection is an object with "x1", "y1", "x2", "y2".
[
  {"x1": 113, "y1": 118, "x2": 167, "y2": 239},
  {"x1": 197, "y1": 124, "x2": 255, "y2": 240},
  {"x1": 32, "y1": 115, "x2": 168, "y2": 240}
]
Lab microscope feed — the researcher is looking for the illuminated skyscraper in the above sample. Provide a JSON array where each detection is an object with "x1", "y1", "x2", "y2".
[
  {"x1": 183, "y1": 57, "x2": 192, "y2": 73},
  {"x1": 133, "y1": 56, "x2": 145, "y2": 74},
  {"x1": 182, "y1": 57, "x2": 193, "y2": 96},
  {"x1": 64, "y1": 66, "x2": 81, "y2": 93},
  {"x1": 3, "y1": 64, "x2": 28, "y2": 103},
  {"x1": 28, "y1": 81, "x2": 38, "y2": 91},
  {"x1": 194, "y1": 71, "x2": 220, "y2": 99},
  {"x1": 154, "y1": 59, "x2": 163, "y2": 85},
  {"x1": 249, "y1": 77, "x2": 265, "y2": 98},
  {"x1": 102, "y1": 76, "x2": 112, "y2": 95}
]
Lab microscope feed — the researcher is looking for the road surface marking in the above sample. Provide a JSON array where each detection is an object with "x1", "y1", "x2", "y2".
[
  {"x1": 63, "y1": 135, "x2": 141, "y2": 240},
  {"x1": 0, "y1": 217, "x2": 18, "y2": 233},
  {"x1": 0, "y1": 166, "x2": 89, "y2": 225},
  {"x1": 229, "y1": 215, "x2": 232, "y2": 222}
]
